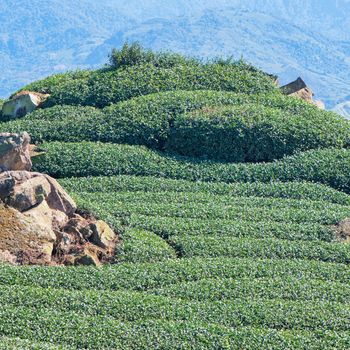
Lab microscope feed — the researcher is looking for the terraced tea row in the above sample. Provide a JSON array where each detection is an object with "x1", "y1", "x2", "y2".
[
  {"x1": 1, "y1": 257, "x2": 348, "y2": 291},
  {"x1": 170, "y1": 235, "x2": 350, "y2": 263},
  {"x1": 129, "y1": 215, "x2": 335, "y2": 242},
  {"x1": 1, "y1": 307, "x2": 348, "y2": 350},
  {"x1": 0, "y1": 285, "x2": 349, "y2": 331},
  {"x1": 75, "y1": 192, "x2": 349, "y2": 225},
  {"x1": 2, "y1": 90, "x2": 348, "y2": 162},
  {"x1": 20, "y1": 62, "x2": 276, "y2": 108},
  {"x1": 60, "y1": 175, "x2": 350, "y2": 205},
  {"x1": 33, "y1": 141, "x2": 350, "y2": 193},
  {"x1": 148, "y1": 276, "x2": 350, "y2": 303}
]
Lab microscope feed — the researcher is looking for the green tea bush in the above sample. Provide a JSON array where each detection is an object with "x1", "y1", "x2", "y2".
[
  {"x1": 167, "y1": 103, "x2": 350, "y2": 162},
  {"x1": 16, "y1": 70, "x2": 92, "y2": 96},
  {"x1": 1, "y1": 286, "x2": 349, "y2": 331},
  {"x1": 1, "y1": 105, "x2": 105, "y2": 142},
  {"x1": 0, "y1": 337, "x2": 72, "y2": 350},
  {"x1": 171, "y1": 235, "x2": 350, "y2": 263},
  {"x1": 1, "y1": 305, "x2": 349, "y2": 349},
  {"x1": 129, "y1": 215, "x2": 335, "y2": 242},
  {"x1": 15, "y1": 55, "x2": 275, "y2": 108},
  {"x1": 149, "y1": 276, "x2": 350, "y2": 303},
  {"x1": 117, "y1": 229, "x2": 177, "y2": 263},
  {"x1": 34, "y1": 142, "x2": 350, "y2": 193},
  {"x1": 41, "y1": 63, "x2": 276, "y2": 108},
  {"x1": 3, "y1": 90, "x2": 348, "y2": 161},
  {"x1": 75, "y1": 192, "x2": 349, "y2": 225},
  {"x1": 59, "y1": 175, "x2": 350, "y2": 205},
  {"x1": 1, "y1": 257, "x2": 348, "y2": 291},
  {"x1": 109, "y1": 42, "x2": 199, "y2": 69}
]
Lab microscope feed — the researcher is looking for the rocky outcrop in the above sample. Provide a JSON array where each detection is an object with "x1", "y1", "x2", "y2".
[
  {"x1": 335, "y1": 218, "x2": 350, "y2": 243},
  {"x1": 280, "y1": 77, "x2": 325, "y2": 109},
  {"x1": 0, "y1": 170, "x2": 118, "y2": 266},
  {"x1": 1, "y1": 91, "x2": 49, "y2": 120},
  {"x1": 0, "y1": 132, "x2": 118, "y2": 266},
  {"x1": 0, "y1": 132, "x2": 32, "y2": 171}
]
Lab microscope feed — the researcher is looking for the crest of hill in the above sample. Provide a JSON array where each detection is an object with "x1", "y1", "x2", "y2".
[{"x1": 1, "y1": 44, "x2": 349, "y2": 165}]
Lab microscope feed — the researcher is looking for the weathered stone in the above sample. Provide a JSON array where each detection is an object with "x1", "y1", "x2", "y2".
[
  {"x1": 0, "y1": 171, "x2": 76, "y2": 214},
  {"x1": 280, "y1": 77, "x2": 325, "y2": 109},
  {"x1": 73, "y1": 249, "x2": 101, "y2": 266},
  {"x1": 2, "y1": 91, "x2": 49, "y2": 120},
  {"x1": 313, "y1": 100, "x2": 325, "y2": 110},
  {"x1": 0, "y1": 203, "x2": 55, "y2": 265},
  {"x1": 335, "y1": 218, "x2": 350, "y2": 243},
  {"x1": 64, "y1": 214, "x2": 92, "y2": 240},
  {"x1": 0, "y1": 132, "x2": 32, "y2": 171},
  {"x1": 0, "y1": 170, "x2": 117, "y2": 266},
  {"x1": 90, "y1": 220, "x2": 118, "y2": 252},
  {"x1": 1, "y1": 173, "x2": 50, "y2": 212},
  {"x1": 44, "y1": 175, "x2": 77, "y2": 216}
]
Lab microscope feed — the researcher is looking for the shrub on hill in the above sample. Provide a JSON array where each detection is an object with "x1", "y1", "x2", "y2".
[
  {"x1": 33, "y1": 142, "x2": 350, "y2": 193},
  {"x1": 167, "y1": 103, "x2": 349, "y2": 162},
  {"x1": 13, "y1": 44, "x2": 276, "y2": 109},
  {"x1": 17, "y1": 70, "x2": 92, "y2": 96},
  {"x1": 109, "y1": 42, "x2": 199, "y2": 69},
  {"x1": 59, "y1": 175, "x2": 350, "y2": 205},
  {"x1": 50, "y1": 63, "x2": 276, "y2": 108},
  {"x1": 2, "y1": 90, "x2": 349, "y2": 161},
  {"x1": 117, "y1": 229, "x2": 177, "y2": 263}
]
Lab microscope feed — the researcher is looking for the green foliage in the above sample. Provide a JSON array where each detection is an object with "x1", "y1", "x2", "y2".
[
  {"x1": 24, "y1": 63, "x2": 276, "y2": 108},
  {"x1": 117, "y1": 229, "x2": 177, "y2": 263},
  {"x1": 149, "y1": 276, "x2": 350, "y2": 303},
  {"x1": 167, "y1": 103, "x2": 350, "y2": 162},
  {"x1": 0, "y1": 257, "x2": 348, "y2": 291},
  {"x1": 60, "y1": 175, "x2": 350, "y2": 205},
  {"x1": 0, "y1": 337, "x2": 71, "y2": 350},
  {"x1": 171, "y1": 235, "x2": 350, "y2": 263},
  {"x1": 34, "y1": 141, "x2": 350, "y2": 193},
  {"x1": 130, "y1": 215, "x2": 335, "y2": 242},
  {"x1": 2, "y1": 46, "x2": 350, "y2": 349},
  {"x1": 16, "y1": 70, "x2": 92, "y2": 96},
  {"x1": 3, "y1": 90, "x2": 348, "y2": 162},
  {"x1": 75, "y1": 191, "x2": 349, "y2": 225},
  {"x1": 0, "y1": 303, "x2": 349, "y2": 349},
  {"x1": 109, "y1": 42, "x2": 199, "y2": 69}
]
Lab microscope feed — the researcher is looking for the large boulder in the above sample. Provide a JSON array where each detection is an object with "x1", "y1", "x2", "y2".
[
  {"x1": 0, "y1": 171, "x2": 118, "y2": 266},
  {"x1": 1, "y1": 91, "x2": 49, "y2": 120},
  {"x1": 0, "y1": 132, "x2": 32, "y2": 171},
  {"x1": 0, "y1": 203, "x2": 55, "y2": 265},
  {"x1": 0, "y1": 171, "x2": 76, "y2": 214}
]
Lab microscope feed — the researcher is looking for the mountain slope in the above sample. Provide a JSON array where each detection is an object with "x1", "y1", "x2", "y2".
[{"x1": 0, "y1": 46, "x2": 350, "y2": 349}]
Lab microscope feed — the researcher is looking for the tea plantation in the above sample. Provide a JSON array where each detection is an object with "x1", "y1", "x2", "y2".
[{"x1": 1, "y1": 45, "x2": 350, "y2": 349}]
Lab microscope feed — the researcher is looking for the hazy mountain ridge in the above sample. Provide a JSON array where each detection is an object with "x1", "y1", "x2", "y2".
[{"x1": 1, "y1": 0, "x2": 349, "y2": 113}]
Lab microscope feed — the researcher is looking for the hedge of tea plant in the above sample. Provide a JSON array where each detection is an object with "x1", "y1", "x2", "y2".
[
  {"x1": 34, "y1": 141, "x2": 350, "y2": 193},
  {"x1": 2, "y1": 90, "x2": 349, "y2": 162}
]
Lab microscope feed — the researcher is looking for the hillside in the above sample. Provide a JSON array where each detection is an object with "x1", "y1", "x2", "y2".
[
  {"x1": 1, "y1": 0, "x2": 350, "y2": 112},
  {"x1": 0, "y1": 46, "x2": 350, "y2": 349}
]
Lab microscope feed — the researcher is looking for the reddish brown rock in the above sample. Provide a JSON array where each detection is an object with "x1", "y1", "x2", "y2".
[
  {"x1": 0, "y1": 203, "x2": 55, "y2": 265},
  {"x1": 0, "y1": 170, "x2": 118, "y2": 266},
  {"x1": 90, "y1": 220, "x2": 118, "y2": 253}
]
